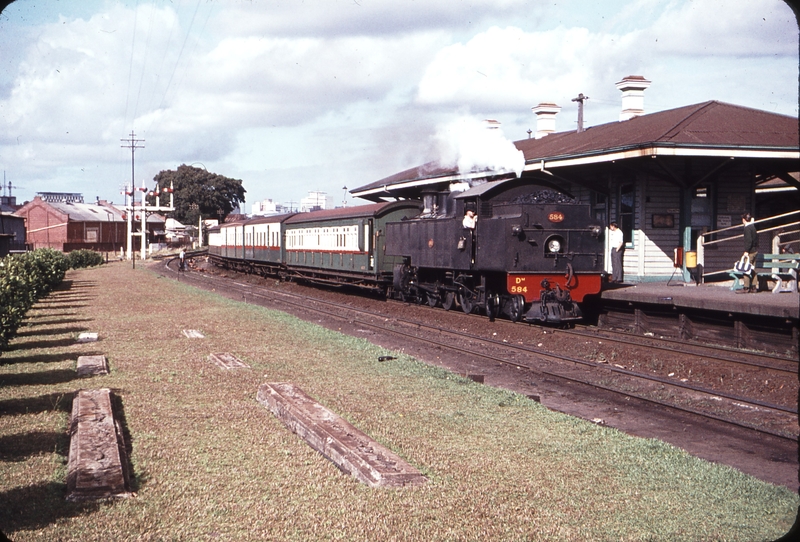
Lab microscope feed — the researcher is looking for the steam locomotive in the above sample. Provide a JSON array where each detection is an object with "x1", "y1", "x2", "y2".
[{"x1": 207, "y1": 177, "x2": 606, "y2": 324}]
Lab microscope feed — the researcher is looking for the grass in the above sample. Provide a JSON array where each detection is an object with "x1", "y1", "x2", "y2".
[{"x1": 0, "y1": 261, "x2": 797, "y2": 541}]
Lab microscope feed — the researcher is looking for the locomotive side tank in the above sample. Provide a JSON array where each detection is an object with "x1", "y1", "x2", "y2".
[{"x1": 385, "y1": 178, "x2": 605, "y2": 324}]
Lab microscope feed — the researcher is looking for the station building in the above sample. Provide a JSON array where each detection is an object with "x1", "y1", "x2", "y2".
[{"x1": 351, "y1": 76, "x2": 799, "y2": 284}]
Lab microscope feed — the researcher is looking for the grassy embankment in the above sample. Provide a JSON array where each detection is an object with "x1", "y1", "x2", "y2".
[{"x1": 0, "y1": 261, "x2": 797, "y2": 541}]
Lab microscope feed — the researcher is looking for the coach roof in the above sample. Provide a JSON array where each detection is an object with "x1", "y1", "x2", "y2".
[{"x1": 284, "y1": 200, "x2": 421, "y2": 225}]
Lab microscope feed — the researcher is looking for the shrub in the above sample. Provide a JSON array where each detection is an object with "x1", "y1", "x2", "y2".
[
  {"x1": 0, "y1": 249, "x2": 68, "y2": 352},
  {"x1": 67, "y1": 249, "x2": 105, "y2": 269}
]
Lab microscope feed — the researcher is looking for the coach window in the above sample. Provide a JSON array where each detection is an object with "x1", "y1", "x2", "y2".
[{"x1": 619, "y1": 183, "x2": 635, "y2": 246}]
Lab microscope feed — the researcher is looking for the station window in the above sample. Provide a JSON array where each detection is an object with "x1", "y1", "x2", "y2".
[
  {"x1": 592, "y1": 192, "x2": 607, "y2": 223},
  {"x1": 619, "y1": 183, "x2": 635, "y2": 245}
]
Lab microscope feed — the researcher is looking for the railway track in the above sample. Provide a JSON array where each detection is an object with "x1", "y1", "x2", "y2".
[
  {"x1": 564, "y1": 325, "x2": 797, "y2": 372},
  {"x1": 163, "y1": 258, "x2": 798, "y2": 443}
]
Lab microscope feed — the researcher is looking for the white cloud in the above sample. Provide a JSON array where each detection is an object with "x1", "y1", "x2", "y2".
[
  {"x1": 416, "y1": 25, "x2": 640, "y2": 112},
  {"x1": 207, "y1": 0, "x2": 531, "y2": 38},
  {"x1": 645, "y1": 0, "x2": 798, "y2": 56},
  {"x1": 0, "y1": 0, "x2": 796, "y2": 208}
]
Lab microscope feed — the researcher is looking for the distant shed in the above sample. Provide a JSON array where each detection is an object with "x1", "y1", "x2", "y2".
[
  {"x1": 0, "y1": 212, "x2": 27, "y2": 256},
  {"x1": 14, "y1": 195, "x2": 163, "y2": 253}
]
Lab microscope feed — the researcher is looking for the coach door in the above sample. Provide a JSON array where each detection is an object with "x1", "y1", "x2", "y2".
[{"x1": 365, "y1": 220, "x2": 374, "y2": 270}]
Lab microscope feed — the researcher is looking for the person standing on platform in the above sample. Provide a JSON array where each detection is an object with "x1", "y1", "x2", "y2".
[
  {"x1": 741, "y1": 213, "x2": 758, "y2": 293},
  {"x1": 608, "y1": 222, "x2": 624, "y2": 283}
]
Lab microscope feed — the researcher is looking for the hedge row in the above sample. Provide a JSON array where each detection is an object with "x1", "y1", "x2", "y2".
[
  {"x1": 0, "y1": 249, "x2": 70, "y2": 352},
  {"x1": 67, "y1": 249, "x2": 105, "y2": 269}
]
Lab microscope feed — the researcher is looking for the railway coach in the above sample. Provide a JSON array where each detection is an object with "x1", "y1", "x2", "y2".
[
  {"x1": 208, "y1": 213, "x2": 296, "y2": 275},
  {"x1": 208, "y1": 201, "x2": 422, "y2": 288}
]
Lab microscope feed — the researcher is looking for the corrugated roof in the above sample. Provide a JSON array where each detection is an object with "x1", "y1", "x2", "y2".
[
  {"x1": 515, "y1": 101, "x2": 799, "y2": 161},
  {"x1": 352, "y1": 101, "x2": 799, "y2": 198},
  {"x1": 46, "y1": 201, "x2": 123, "y2": 222},
  {"x1": 44, "y1": 201, "x2": 165, "y2": 223}
]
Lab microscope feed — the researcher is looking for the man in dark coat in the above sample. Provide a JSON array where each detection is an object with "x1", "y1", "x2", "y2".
[{"x1": 741, "y1": 213, "x2": 758, "y2": 293}]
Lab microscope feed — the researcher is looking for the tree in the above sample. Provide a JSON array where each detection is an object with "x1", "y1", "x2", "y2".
[{"x1": 150, "y1": 164, "x2": 246, "y2": 225}]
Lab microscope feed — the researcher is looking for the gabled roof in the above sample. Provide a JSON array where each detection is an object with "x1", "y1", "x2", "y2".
[
  {"x1": 352, "y1": 101, "x2": 799, "y2": 201},
  {"x1": 49, "y1": 201, "x2": 124, "y2": 222},
  {"x1": 518, "y1": 101, "x2": 798, "y2": 168}
]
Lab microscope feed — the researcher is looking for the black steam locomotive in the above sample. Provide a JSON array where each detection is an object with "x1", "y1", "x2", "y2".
[
  {"x1": 385, "y1": 177, "x2": 605, "y2": 323},
  {"x1": 208, "y1": 177, "x2": 605, "y2": 324}
]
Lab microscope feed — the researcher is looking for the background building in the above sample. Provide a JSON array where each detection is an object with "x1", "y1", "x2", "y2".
[
  {"x1": 14, "y1": 193, "x2": 164, "y2": 255},
  {"x1": 251, "y1": 198, "x2": 290, "y2": 216},
  {"x1": 299, "y1": 191, "x2": 333, "y2": 212}
]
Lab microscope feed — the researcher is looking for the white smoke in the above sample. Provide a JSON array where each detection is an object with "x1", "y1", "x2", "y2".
[{"x1": 428, "y1": 115, "x2": 525, "y2": 180}]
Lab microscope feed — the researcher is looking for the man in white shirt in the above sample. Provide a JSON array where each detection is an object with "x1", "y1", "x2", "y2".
[
  {"x1": 462, "y1": 209, "x2": 477, "y2": 229},
  {"x1": 608, "y1": 222, "x2": 624, "y2": 283}
]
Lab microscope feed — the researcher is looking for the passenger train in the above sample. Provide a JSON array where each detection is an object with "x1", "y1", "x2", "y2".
[{"x1": 207, "y1": 177, "x2": 606, "y2": 324}]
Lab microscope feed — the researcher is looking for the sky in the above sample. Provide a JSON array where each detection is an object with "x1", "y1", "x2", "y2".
[{"x1": 0, "y1": 0, "x2": 797, "y2": 213}]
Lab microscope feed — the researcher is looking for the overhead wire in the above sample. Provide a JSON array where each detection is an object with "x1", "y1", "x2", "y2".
[
  {"x1": 132, "y1": 1, "x2": 159, "y2": 127},
  {"x1": 145, "y1": 0, "x2": 210, "y2": 139},
  {"x1": 118, "y1": 0, "x2": 214, "y2": 188},
  {"x1": 120, "y1": 0, "x2": 141, "y2": 188},
  {"x1": 167, "y1": 0, "x2": 215, "y2": 120},
  {"x1": 122, "y1": 0, "x2": 141, "y2": 133},
  {"x1": 145, "y1": 0, "x2": 180, "y2": 123},
  {"x1": 156, "y1": 0, "x2": 202, "y2": 115}
]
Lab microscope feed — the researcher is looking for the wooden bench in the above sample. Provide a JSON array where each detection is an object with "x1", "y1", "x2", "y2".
[{"x1": 730, "y1": 253, "x2": 800, "y2": 293}]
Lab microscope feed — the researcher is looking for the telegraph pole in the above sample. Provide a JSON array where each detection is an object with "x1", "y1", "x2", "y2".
[
  {"x1": 121, "y1": 132, "x2": 144, "y2": 262},
  {"x1": 571, "y1": 93, "x2": 589, "y2": 133}
]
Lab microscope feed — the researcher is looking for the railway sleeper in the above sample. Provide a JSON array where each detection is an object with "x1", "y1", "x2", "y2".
[{"x1": 66, "y1": 389, "x2": 133, "y2": 501}]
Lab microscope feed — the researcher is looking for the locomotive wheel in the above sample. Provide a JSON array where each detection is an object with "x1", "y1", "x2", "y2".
[
  {"x1": 442, "y1": 291, "x2": 456, "y2": 311},
  {"x1": 458, "y1": 289, "x2": 474, "y2": 314},
  {"x1": 486, "y1": 292, "x2": 500, "y2": 321},
  {"x1": 509, "y1": 295, "x2": 525, "y2": 323},
  {"x1": 426, "y1": 291, "x2": 440, "y2": 308}
]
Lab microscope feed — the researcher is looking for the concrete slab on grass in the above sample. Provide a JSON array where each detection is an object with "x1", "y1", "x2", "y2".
[
  {"x1": 76, "y1": 332, "x2": 98, "y2": 343},
  {"x1": 257, "y1": 382, "x2": 426, "y2": 488},
  {"x1": 208, "y1": 352, "x2": 250, "y2": 369},
  {"x1": 66, "y1": 388, "x2": 131, "y2": 501},
  {"x1": 76, "y1": 355, "x2": 109, "y2": 377}
]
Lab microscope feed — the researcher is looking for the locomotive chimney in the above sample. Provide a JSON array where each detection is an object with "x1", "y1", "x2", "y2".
[
  {"x1": 531, "y1": 103, "x2": 561, "y2": 139},
  {"x1": 616, "y1": 75, "x2": 651, "y2": 121}
]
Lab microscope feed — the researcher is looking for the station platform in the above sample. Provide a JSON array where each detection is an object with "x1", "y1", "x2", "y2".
[{"x1": 600, "y1": 281, "x2": 799, "y2": 321}]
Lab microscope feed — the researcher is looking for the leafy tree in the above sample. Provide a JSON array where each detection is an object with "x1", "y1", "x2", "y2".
[{"x1": 150, "y1": 164, "x2": 246, "y2": 225}]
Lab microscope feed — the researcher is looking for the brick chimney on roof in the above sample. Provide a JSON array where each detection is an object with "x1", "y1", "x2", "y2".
[
  {"x1": 531, "y1": 103, "x2": 561, "y2": 139},
  {"x1": 616, "y1": 75, "x2": 651, "y2": 121}
]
